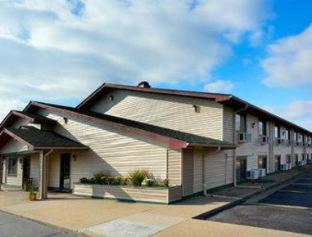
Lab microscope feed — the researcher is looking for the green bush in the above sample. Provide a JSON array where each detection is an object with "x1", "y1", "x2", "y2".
[{"x1": 129, "y1": 169, "x2": 149, "y2": 186}]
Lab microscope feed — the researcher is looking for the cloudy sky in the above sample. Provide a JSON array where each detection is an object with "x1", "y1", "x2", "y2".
[{"x1": 0, "y1": 0, "x2": 311, "y2": 130}]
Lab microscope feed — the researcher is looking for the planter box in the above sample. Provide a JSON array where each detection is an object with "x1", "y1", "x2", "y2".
[{"x1": 73, "y1": 184, "x2": 182, "y2": 204}]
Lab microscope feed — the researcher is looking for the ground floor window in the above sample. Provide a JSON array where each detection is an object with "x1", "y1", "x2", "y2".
[
  {"x1": 8, "y1": 158, "x2": 18, "y2": 176},
  {"x1": 258, "y1": 155, "x2": 267, "y2": 171},
  {"x1": 295, "y1": 154, "x2": 299, "y2": 165}
]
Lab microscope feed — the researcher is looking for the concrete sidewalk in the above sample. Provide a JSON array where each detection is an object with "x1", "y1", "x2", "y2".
[{"x1": 0, "y1": 166, "x2": 310, "y2": 237}]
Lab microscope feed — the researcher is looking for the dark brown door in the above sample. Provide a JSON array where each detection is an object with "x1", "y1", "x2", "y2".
[
  {"x1": 60, "y1": 153, "x2": 71, "y2": 192},
  {"x1": 23, "y1": 157, "x2": 31, "y2": 180}
]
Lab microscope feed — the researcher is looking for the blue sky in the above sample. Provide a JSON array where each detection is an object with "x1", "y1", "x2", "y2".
[{"x1": 0, "y1": 0, "x2": 311, "y2": 129}]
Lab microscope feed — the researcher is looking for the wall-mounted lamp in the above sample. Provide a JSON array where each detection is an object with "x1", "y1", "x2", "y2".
[
  {"x1": 251, "y1": 122, "x2": 256, "y2": 128},
  {"x1": 63, "y1": 117, "x2": 68, "y2": 124},
  {"x1": 109, "y1": 95, "x2": 114, "y2": 101},
  {"x1": 193, "y1": 105, "x2": 200, "y2": 113},
  {"x1": 72, "y1": 154, "x2": 77, "y2": 161}
]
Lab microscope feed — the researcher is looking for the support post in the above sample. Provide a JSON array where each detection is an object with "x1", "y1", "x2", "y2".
[{"x1": 39, "y1": 151, "x2": 48, "y2": 200}]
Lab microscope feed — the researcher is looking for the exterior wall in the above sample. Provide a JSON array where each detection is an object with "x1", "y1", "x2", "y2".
[
  {"x1": 223, "y1": 106, "x2": 234, "y2": 143},
  {"x1": 235, "y1": 114, "x2": 269, "y2": 172},
  {"x1": 48, "y1": 153, "x2": 60, "y2": 188},
  {"x1": 0, "y1": 139, "x2": 28, "y2": 154},
  {"x1": 273, "y1": 125, "x2": 292, "y2": 168},
  {"x1": 88, "y1": 90, "x2": 224, "y2": 141},
  {"x1": 30, "y1": 155, "x2": 40, "y2": 187},
  {"x1": 39, "y1": 109, "x2": 168, "y2": 189},
  {"x1": 167, "y1": 149, "x2": 182, "y2": 186},
  {"x1": 5, "y1": 157, "x2": 23, "y2": 187}
]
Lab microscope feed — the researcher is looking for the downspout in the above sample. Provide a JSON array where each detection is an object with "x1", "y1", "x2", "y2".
[
  {"x1": 233, "y1": 104, "x2": 248, "y2": 187},
  {"x1": 203, "y1": 146, "x2": 221, "y2": 196}
]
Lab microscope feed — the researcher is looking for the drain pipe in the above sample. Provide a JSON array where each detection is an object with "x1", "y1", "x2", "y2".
[
  {"x1": 203, "y1": 146, "x2": 221, "y2": 196},
  {"x1": 233, "y1": 104, "x2": 249, "y2": 187}
]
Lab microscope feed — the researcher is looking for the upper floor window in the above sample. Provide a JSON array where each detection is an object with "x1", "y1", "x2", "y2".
[
  {"x1": 258, "y1": 120, "x2": 267, "y2": 136},
  {"x1": 285, "y1": 129, "x2": 290, "y2": 140},
  {"x1": 298, "y1": 133, "x2": 303, "y2": 142},
  {"x1": 235, "y1": 114, "x2": 247, "y2": 133},
  {"x1": 274, "y1": 126, "x2": 280, "y2": 138},
  {"x1": 8, "y1": 158, "x2": 17, "y2": 177}
]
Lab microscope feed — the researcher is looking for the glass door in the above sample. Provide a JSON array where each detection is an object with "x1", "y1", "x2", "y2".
[{"x1": 60, "y1": 153, "x2": 71, "y2": 192}]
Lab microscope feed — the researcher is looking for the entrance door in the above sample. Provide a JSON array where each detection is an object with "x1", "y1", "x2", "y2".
[
  {"x1": 23, "y1": 157, "x2": 31, "y2": 180},
  {"x1": 258, "y1": 156, "x2": 267, "y2": 172},
  {"x1": 236, "y1": 157, "x2": 247, "y2": 182},
  {"x1": 274, "y1": 155, "x2": 281, "y2": 172},
  {"x1": 60, "y1": 154, "x2": 71, "y2": 192}
]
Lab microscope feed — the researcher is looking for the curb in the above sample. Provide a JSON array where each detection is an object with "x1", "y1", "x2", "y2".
[{"x1": 193, "y1": 171, "x2": 303, "y2": 220}]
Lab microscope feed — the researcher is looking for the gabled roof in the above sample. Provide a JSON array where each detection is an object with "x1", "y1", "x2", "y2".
[
  {"x1": 0, "y1": 126, "x2": 88, "y2": 151},
  {"x1": 76, "y1": 83, "x2": 311, "y2": 135},
  {"x1": 24, "y1": 101, "x2": 235, "y2": 150},
  {"x1": 0, "y1": 110, "x2": 57, "y2": 132}
]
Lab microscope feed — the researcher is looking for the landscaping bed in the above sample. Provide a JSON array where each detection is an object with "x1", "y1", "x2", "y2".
[{"x1": 73, "y1": 183, "x2": 182, "y2": 204}]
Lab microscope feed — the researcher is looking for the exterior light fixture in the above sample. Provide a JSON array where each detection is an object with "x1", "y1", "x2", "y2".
[
  {"x1": 63, "y1": 117, "x2": 68, "y2": 124},
  {"x1": 193, "y1": 105, "x2": 200, "y2": 113}
]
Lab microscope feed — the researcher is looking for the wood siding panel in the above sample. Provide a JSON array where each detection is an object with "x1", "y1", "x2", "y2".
[
  {"x1": 0, "y1": 139, "x2": 28, "y2": 154},
  {"x1": 193, "y1": 149, "x2": 203, "y2": 193},
  {"x1": 30, "y1": 155, "x2": 40, "y2": 187},
  {"x1": 223, "y1": 106, "x2": 234, "y2": 143},
  {"x1": 182, "y1": 149, "x2": 194, "y2": 196},
  {"x1": 167, "y1": 149, "x2": 182, "y2": 186},
  {"x1": 39, "y1": 110, "x2": 168, "y2": 189},
  {"x1": 89, "y1": 90, "x2": 224, "y2": 140}
]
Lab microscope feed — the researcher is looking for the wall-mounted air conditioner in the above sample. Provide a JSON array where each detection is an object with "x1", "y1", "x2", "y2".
[
  {"x1": 238, "y1": 132, "x2": 252, "y2": 143},
  {"x1": 258, "y1": 168, "x2": 266, "y2": 177},
  {"x1": 286, "y1": 163, "x2": 292, "y2": 170},
  {"x1": 280, "y1": 164, "x2": 287, "y2": 171},
  {"x1": 247, "y1": 169, "x2": 259, "y2": 180}
]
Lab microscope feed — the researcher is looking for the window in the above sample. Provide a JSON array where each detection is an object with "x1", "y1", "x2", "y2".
[
  {"x1": 285, "y1": 129, "x2": 290, "y2": 140},
  {"x1": 258, "y1": 120, "x2": 267, "y2": 136},
  {"x1": 236, "y1": 114, "x2": 247, "y2": 133},
  {"x1": 8, "y1": 158, "x2": 17, "y2": 176},
  {"x1": 274, "y1": 126, "x2": 280, "y2": 138}
]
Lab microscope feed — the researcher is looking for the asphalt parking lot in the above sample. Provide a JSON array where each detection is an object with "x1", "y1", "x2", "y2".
[
  {"x1": 208, "y1": 173, "x2": 312, "y2": 235},
  {"x1": 0, "y1": 211, "x2": 78, "y2": 237}
]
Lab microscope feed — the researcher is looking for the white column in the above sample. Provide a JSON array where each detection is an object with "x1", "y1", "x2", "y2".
[{"x1": 39, "y1": 151, "x2": 48, "y2": 200}]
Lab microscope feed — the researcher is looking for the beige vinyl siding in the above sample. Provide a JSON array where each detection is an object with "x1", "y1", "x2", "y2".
[
  {"x1": 167, "y1": 149, "x2": 182, "y2": 186},
  {"x1": 223, "y1": 106, "x2": 234, "y2": 143},
  {"x1": 193, "y1": 149, "x2": 203, "y2": 193},
  {"x1": 235, "y1": 114, "x2": 269, "y2": 171},
  {"x1": 204, "y1": 150, "x2": 233, "y2": 190},
  {"x1": 0, "y1": 139, "x2": 28, "y2": 154},
  {"x1": 182, "y1": 149, "x2": 194, "y2": 196},
  {"x1": 6, "y1": 157, "x2": 23, "y2": 186},
  {"x1": 39, "y1": 109, "x2": 168, "y2": 189},
  {"x1": 30, "y1": 155, "x2": 40, "y2": 187},
  {"x1": 48, "y1": 153, "x2": 60, "y2": 188},
  {"x1": 89, "y1": 90, "x2": 224, "y2": 140}
]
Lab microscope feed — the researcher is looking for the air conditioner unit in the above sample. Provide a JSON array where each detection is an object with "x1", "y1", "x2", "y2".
[
  {"x1": 308, "y1": 159, "x2": 312, "y2": 164},
  {"x1": 260, "y1": 136, "x2": 269, "y2": 145},
  {"x1": 247, "y1": 169, "x2": 259, "y2": 180},
  {"x1": 280, "y1": 164, "x2": 287, "y2": 171},
  {"x1": 298, "y1": 161, "x2": 304, "y2": 166},
  {"x1": 238, "y1": 132, "x2": 251, "y2": 143},
  {"x1": 258, "y1": 168, "x2": 266, "y2": 177},
  {"x1": 286, "y1": 163, "x2": 292, "y2": 170}
]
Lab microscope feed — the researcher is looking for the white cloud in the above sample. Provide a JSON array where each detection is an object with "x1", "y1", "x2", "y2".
[
  {"x1": 265, "y1": 100, "x2": 312, "y2": 131},
  {"x1": 204, "y1": 80, "x2": 234, "y2": 93},
  {"x1": 262, "y1": 24, "x2": 312, "y2": 87},
  {"x1": 0, "y1": 0, "x2": 269, "y2": 119}
]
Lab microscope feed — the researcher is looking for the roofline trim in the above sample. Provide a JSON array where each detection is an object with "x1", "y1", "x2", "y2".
[
  {"x1": 27, "y1": 101, "x2": 190, "y2": 150},
  {"x1": 1, "y1": 128, "x2": 35, "y2": 150}
]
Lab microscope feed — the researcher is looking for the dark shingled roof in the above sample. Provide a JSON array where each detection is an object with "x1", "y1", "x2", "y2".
[
  {"x1": 5, "y1": 126, "x2": 87, "y2": 149},
  {"x1": 28, "y1": 102, "x2": 234, "y2": 147}
]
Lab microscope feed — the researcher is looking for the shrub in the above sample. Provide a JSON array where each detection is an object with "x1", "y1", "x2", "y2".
[
  {"x1": 94, "y1": 171, "x2": 109, "y2": 184},
  {"x1": 80, "y1": 177, "x2": 88, "y2": 184},
  {"x1": 129, "y1": 169, "x2": 149, "y2": 186},
  {"x1": 162, "y1": 179, "x2": 169, "y2": 187},
  {"x1": 144, "y1": 178, "x2": 155, "y2": 187}
]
